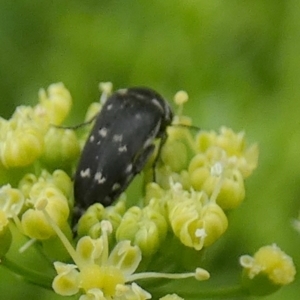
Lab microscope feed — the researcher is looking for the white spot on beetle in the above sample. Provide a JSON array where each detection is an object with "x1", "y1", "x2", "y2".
[
  {"x1": 118, "y1": 145, "x2": 127, "y2": 152},
  {"x1": 143, "y1": 120, "x2": 161, "y2": 149},
  {"x1": 125, "y1": 164, "x2": 133, "y2": 173},
  {"x1": 99, "y1": 127, "x2": 108, "y2": 137},
  {"x1": 135, "y1": 113, "x2": 141, "y2": 120},
  {"x1": 89, "y1": 135, "x2": 95, "y2": 142},
  {"x1": 113, "y1": 134, "x2": 123, "y2": 142},
  {"x1": 94, "y1": 172, "x2": 106, "y2": 184},
  {"x1": 151, "y1": 98, "x2": 164, "y2": 113},
  {"x1": 80, "y1": 168, "x2": 91, "y2": 178},
  {"x1": 112, "y1": 183, "x2": 121, "y2": 191},
  {"x1": 107, "y1": 104, "x2": 113, "y2": 110},
  {"x1": 135, "y1": 93, "x2": 146, "y2": 100}
]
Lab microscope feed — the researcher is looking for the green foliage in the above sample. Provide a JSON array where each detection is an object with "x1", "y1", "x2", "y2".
[{"x1": 0, "y1": 1, "x2": 299, "y2": 299}]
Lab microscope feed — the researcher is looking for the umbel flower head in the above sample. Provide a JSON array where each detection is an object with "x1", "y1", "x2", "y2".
[
  {"x1": 0, "y1": 82, "x2": 295, "y2": 300},
  {"x1": 51, "y1": 220, "x2": 146, "y2": 297},
  {"x1": 0, "y1": 82, "x2": 79, "y2": 170},
  {"x1": 38, "y1": 199, "x2": 209, "y2": 300}
]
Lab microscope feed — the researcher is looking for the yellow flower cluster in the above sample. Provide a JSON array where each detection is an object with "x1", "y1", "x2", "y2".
[
  {"x1": 0, "y1": 82, "x2": 295, "y2": 300},
  {"x1": 0, "y1": 83, "x2": 75, "y2": 169},
  {"x1": 44, "y1": 215, "x2": 208, "y2": 300},
  {"x1": 20, "y1": 170, "x2": 72, "y2": 240},
  {"x1": 109, "y1": 116, "x2": 258, "y2": 253}
]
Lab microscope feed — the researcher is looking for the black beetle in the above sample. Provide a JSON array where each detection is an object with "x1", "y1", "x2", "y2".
[{"x1": 73, "y1": 87, "x2": 173, "y2": 219}]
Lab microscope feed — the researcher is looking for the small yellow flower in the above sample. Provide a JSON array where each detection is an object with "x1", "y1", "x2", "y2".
[
  {"x1": 167, "y1": 181, "x2": 227, "y2": 250},
  {"x1": 240, "y1": 244, "x2": 296, "y2": 295},
  {"x1": 174, "y1": 90, "x2": 189, "y2": 106},
  {"x1": 116, "y1": 203, "x2": 168, "y2": 257},
  {"x1": 0, "y1": 83, "x2": 75, "y2": 169},
  {"x1": 189, "y1": 131, "x2": 255, "y2": 210},
  {"x1": 0, "y1": 184, "x2": 24, "y2": 218},
  {"x1": 99, "y1": 82, "x2": 113, "y2": 102},
  {"x1": 199, "y1": 202, "x2": 228, "y2": 247},
  {"x1": 160, "y1": 140, "x2": 188, "y2": 173},
  {"x1": 52, "y1": 220, "x2": 145, "y2": 298},
  {"x1": 37, "y1": 82, "x2": 72, "y2": 125},
  {"x1": 41, "y1": 126, "x2": 80, "y2": 169},
  {"x1": 21, "y1": 186, "x2": 69, "y2": 240},
  {"x1": 167, "y1": 183, "x2": 206, "y2": 250},
  {"x1": 52, "y1": 262, "x2": 80, "y2": 296},
  {"x1": 1, "y1": 125, "x2": 44, "y2": 168},
  {"x1": 77, "y1": 200, "x2": 126, "y2": 238},
  {"x1": 195, "y1": 127, "x2": 259, "y2": 179}
]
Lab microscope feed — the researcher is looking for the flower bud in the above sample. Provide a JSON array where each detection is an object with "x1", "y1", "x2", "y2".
[
  {"x1": 216, "y1": 127, "x2": 245, "y2": 155},
  {"x1": 77, "y1": 204, "x2": 105, "y2": 237},
  {"x1": 161, "y1": 140, "x2": 188, "y2": 172},
  {"x1": 21, "y1": 209, "x2": 54, "y2": 240},
  {"x1": 144, "y1": 182, "x2": 165, "y2": 205},
  {"x1": 195, "y1": 131, "x2": 216, "y2": 153},
  {"x1": 167, "y1": 185, "x2": 207, "y2": 250},
  {"x1": 189, "y1": 167, "x2": 210, "y2": 191},
  {"x1": 202, "y1": 170, "x2": 245, "y2": 210},
  {"x1": 85, "y1": 102, "x2": 101, "y2": 123},
  {"x1": 51, "y1": 170, "x2": 73, "y2": 200},
  {"x1": 0, "y1": 184, "x2": 24, "y2": 217},
  {"x1": 41, "y1": 127, "x2": 80, "y2": 169},
  {"x1": 194, "y1": 127, "x2": 258, "y2": 179},
  {"x1": 239, "y1": 143, "x2": 259, "y2": 178},
  {"x1": 116, "y1": 206, "x2": 167, "y2": 257},
  {"x1": 200, "y1": 203, "x2": 228, "y2": 247},
  {"x1": 18, "y1": 174, "x2": 38, "y2": 199},
  {"x1": 99, "y1": 81, "x2": 113, "y2": 93},
  {"x1": 1, "y1": 127, "x2": 44, "y2": 168},
  {"x1": 188, "y1": 154, "x2": 210, "y2": 190},
  {"x1": 240, "y1": 244, "x2": 296, "y2": 296},
  {"x1": 77, "y1": 201, "x2": 126, "y2": 238},
  {"x1": 22, "y1": 187, "x2": 70, "y2": 240},
  {"x1": 37, "y1": 83, "x2": 72, "y2": 125},
  {"x1": 52, "y1": 262, "x2": 80, "y2": 296},
  {"x1": 174, "y1": 90, "x2": 188, "y2": 106}
]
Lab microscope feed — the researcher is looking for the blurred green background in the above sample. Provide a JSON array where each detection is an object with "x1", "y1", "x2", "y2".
[{"x1": 0, "y1": 1, "x2": 300, "y2": 299}]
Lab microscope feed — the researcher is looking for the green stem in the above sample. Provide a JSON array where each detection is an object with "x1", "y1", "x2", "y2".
[
  {"x1": 1, "y1": 257, "x2": 53, "y2": 290},
  {"x1": 151, "y1": 282, "x2": 247, "y2": 299},
  {"x1": 184, "y1": 285, "x2": 246, "y2": 299}
]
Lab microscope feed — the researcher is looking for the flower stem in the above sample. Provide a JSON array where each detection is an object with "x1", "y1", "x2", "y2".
[
  {"x1": 1, "y1": 257, "x2": 53, "y2": 290},
  {"x1": 184, "y1": 285, "x2": 247, "y2": 299},
  {"x1": 151, "y1": 282, "x2": 246, "y2": 299}
]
